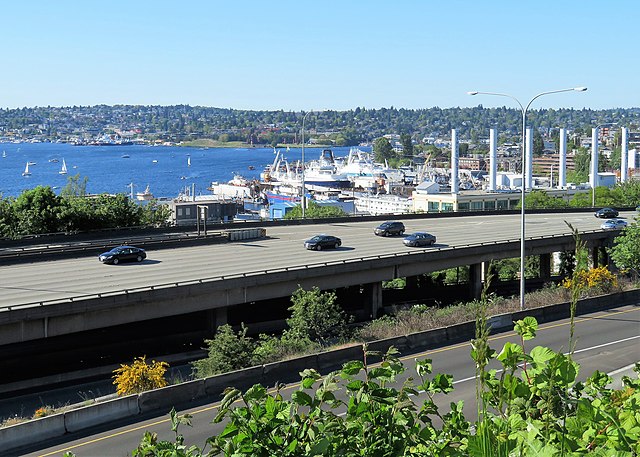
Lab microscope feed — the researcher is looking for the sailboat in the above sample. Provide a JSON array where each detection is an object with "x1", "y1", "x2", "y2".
[
  {"x1": 59, "y1": 158, "x2": 68, "y2": 175},
  {"x1": 22, "y1": 162, "x2": 31, "y2": 176},
  {"x1": 187, "y1": 156, "x2": 191, "y2": 167},
  {"x1": 2, "y1": 151, "x2": 6, "y2": 158}
]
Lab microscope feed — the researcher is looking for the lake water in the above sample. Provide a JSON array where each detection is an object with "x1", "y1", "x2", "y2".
[{"x1": 0, "y1": 143, "x2": 369, "y2": 199}]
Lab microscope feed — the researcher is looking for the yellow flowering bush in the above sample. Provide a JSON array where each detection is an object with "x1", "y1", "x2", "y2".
[
  {"x1": 112, "y1": 356, "x2": 169, "y2": 396},
  {"x1": 562, "y1": 266, "x2": 618, "y2": 293},
  {"x1": 33, "y1": 406, "x2": 52, "y2": 418}
]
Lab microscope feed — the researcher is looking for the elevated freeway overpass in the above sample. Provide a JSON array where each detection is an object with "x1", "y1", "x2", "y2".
[{"x1": 0, "y1": 210, "x2": 631, "y2": 350}]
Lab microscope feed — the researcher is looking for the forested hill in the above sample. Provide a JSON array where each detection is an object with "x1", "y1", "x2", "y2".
[{"x1": 1, "y1": 105, "x2": 639, "y2": 146}]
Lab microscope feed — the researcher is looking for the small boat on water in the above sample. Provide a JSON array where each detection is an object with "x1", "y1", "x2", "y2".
[
  {"x1": 136, "y1": 184, "x2": 154, "y2": 201},
  {"x1": 187, "y1": 156, "x2": 191, "y2": 167},
  {"x1": 2, "y1": 151, "x2": 6, "y2": 158},
  {"x1": 49, "y1": 158, "x2": 59, "y2": 163},
  {"x1": 59, "y1": 158, "x2": 68, "y2": 175},
  {"x1": 27, "y1": 161, "x2": 37, "y2": 166},
  {"x1": 152, "y1": 159, "x2": 158, "y2": 164},
  {"x1": 121, "y1": 154, "x2": 130, "y2": 159},
  {"x1": 248, "y1": 165, "x2": 255, "y2": 170},
  {"x1": 22, "y1": 162, "x2": 31, "y2": 176}
]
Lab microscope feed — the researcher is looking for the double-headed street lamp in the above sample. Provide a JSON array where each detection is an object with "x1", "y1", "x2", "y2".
[
  {"x1": 591, "y1": 121, "x2": 618, "y2": 207},
  {"x1": 468, "y1": 87, "x2": 587, "y2": 310}
]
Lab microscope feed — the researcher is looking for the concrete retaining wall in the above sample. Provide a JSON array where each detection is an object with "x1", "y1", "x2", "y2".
[
  {"x1": 5, "y1": 289, "x2": 640, "y2": 454},
  {"x1": 0, "y1": 413, "x2": 65, "y2": 451},
  {"x1": 65, "y1": 395, "x2": 139, "y2": 433},
  {"x1": 138, "y1": 379, "x2": 206, "y2": 414}
]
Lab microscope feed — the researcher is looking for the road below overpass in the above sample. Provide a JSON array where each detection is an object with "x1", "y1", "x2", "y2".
[
  {"x1": 24, "y1": 303, "x2": 640, "y2": 457},
  {"x1": 0, "y1": 211, "x2": 634, "y2": 309}
]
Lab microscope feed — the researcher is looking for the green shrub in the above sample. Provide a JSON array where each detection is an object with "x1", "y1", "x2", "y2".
[
  {"x1": 191, "y1": 324, "x2": 256, "y2": 378},
  {"x1": 286, "y1": 286, "x2": 352, "y2": 345}
]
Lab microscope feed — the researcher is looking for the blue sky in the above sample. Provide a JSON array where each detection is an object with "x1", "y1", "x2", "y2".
[{"x1": 2, "y1": 0, "x2": 638, "y2": 111}]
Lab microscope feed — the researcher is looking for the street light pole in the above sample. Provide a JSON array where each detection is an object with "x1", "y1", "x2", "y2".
[
  {"x1": 468, "y1": 87, "x2": 587, "y2": 311},
  {"x1": 301, "y1": 111, "x2": 313, "y2": 218},
  {"x1": 591, "y1": 122, "x2": 618, "y2": 207}
]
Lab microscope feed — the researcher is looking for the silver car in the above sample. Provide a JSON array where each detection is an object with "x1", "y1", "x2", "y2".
[{"x1": 403, "y1": 232, "x2": 436, "y2": 247}]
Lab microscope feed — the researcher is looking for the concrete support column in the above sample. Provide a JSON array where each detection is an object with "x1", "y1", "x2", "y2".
[
  {"x1": 525, "y1": 128, "x2": 533, "y2": 190},
  {"x1": 621, "y1": 127, "x2": 628, "y2": 183},
  {"x1": 206, "y1": 307, "x2": 228, "y2": 333},
  {"x1": 363, "y1": 281, "x2": 383, "y2": 319},
  {"x1": 489, "y1": 128, "x2": 497, "y2": 191},
  {"x1": 405, "y1": 275, "x2": 420, "y2": 290},
  {"x1": 469, "y1": 262, "x2": 483, "y2": 300},
  {"x1": 591, "y1": 246, "x2": 601, "y2": 269},
  {"x1": 599, "y1": 247, "x2": 609, "y2": 270},
  {"x1": 559, "y1": 128, "x2": 567, "y2": 188},
  {"x1": 539, "y1": 253, "x2": 552, "y2": 282}
]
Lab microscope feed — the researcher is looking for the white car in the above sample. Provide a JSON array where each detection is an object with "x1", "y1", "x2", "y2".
[{"x1": 600, "y1": 219, "x2": 628, "y2": 230}]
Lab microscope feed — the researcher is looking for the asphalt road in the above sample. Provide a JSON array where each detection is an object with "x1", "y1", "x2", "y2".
[
  {"x1": 1, "y1": 211, "x2": 635, "y2": 309},
  {"x1": 23, "y1": 303, "x2": 640, "y2": 457}
]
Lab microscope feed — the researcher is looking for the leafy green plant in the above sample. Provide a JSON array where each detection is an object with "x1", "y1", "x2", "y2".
[
  {"x1": 191, "y1": 324, "x2": 256, "y2": 378},
  {"x1": 137, "y1": 339, "x2": 640, "y2": 456},
  {"x1": 286, "y1": 286, "x2": 352, "y2": 345}
]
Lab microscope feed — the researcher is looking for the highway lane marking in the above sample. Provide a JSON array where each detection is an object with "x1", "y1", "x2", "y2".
[
  {"x1": 450, "y1": 334, "x2": 640, "y2": 386},
  {"x1": 37, "y1": 306, "x2": 640, "y2": 457}
]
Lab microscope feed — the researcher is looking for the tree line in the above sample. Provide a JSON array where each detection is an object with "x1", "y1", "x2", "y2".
[
  {"x1": 0, "y1": 175, "x2": 171, "y2": 238},
  {"x1": 1, "y1": 105, "x2": 638, "y2": 147}
]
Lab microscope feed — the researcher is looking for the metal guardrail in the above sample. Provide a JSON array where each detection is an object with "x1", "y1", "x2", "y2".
[{"x1": 0, "y1": 229, "x2": 609, "y2": 313}]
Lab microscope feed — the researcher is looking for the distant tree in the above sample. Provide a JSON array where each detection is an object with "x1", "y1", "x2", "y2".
[
  {"x1": 400, "y1": 133, "x2": 413, "y2": 156},
  {"x1": 523, "y1": 190, "x2": 569, "y2": 209},
  {"x1": 533, "y1": 129, "x2": 544, "y2": 156},
  {"x1": 12, "y1": 186, "x2": 64, "y2": 235},
  {"x1": 0, "y1": 198, "x2": 16, "y2": 238},
  {"x1": 458, "y1": 143, "x2": 469, "y2": 156},
  {"x1": 609, "y1": 146, "x2": 622, "y2": 171},
  {"x1": 373, "y1": 137, "x2": 394, "y2": 163},
  {"x1": 140, "y1": 201, "x2": 173, "y2": 227},
  {"x1": 568, "y1": 149, "x2": 590, "y2": 183},
  {"x1": 60, "y1": 173, "x2": 88, "y2": 198},
  {"x1": 610, "y1": 180, "x2": 640, "y2": 206},
  {"x1": 284, "y1": 201, "x2": 347, "y2": 220},
  {"x1": 93, "y1": 194, "x2": 143, "y2": 228}
]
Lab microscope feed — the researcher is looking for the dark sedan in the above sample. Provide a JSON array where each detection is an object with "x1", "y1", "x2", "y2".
[
  {"x1": 374, "y1": 221, "x2": 405, "y2": 237},
  {"x1": 98, "y1": 246, "x2": 147, "y2": 264},
  {"x1": 304, "y1": 235, "x2": 342, "y2": 251},
  {"x1": 595, "y1": 207, "x2": 619, "y2": 218},
  {"x1": 403, "y1": 232, "x2": 436, "y2": 247}
]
